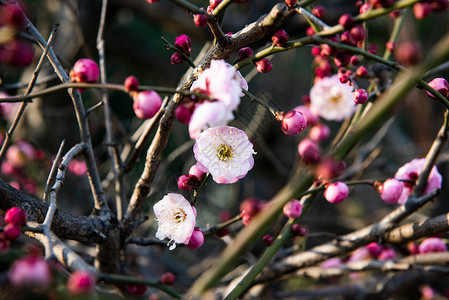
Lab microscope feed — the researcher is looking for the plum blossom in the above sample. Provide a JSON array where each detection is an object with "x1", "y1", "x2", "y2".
[
  {"x1": 189, "y1": 60, "x2": 246, "y2": 139},
  {"x1": 153, "y1": 193, "x2": 196, "y2": 250},
  {"x1": 193, "y1": 126, "x2": 255, "y2": 184},
  {"x1": 394, "y1": 158, "x2": 442, "y2": 204},
  {"x1": 9, "y1": 256, "x2": 51, "y2": 288},
  {"x1": 309, "y1": 74, "x2": 355, "y2": 121}
]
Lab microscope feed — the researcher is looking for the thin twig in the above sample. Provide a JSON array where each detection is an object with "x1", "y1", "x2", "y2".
[{"x1": 43, "y1": 140, "x2": 66, "y2": 202}]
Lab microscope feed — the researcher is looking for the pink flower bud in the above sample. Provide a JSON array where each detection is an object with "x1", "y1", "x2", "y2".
[
  {"x1": 5, "y1": 207, "x2": 27, "y2": 226},
  {"x1": 419, "y1": 237, "x2": 447, "y2": 253},
  {"x1": 0, "y1": 40, "x2": 34, "y2": 67},
  {"x1": 240, "y1": 198, "x2": 263, "y2": 226},
  {"x1": 353, "y1": 88, "x2": 369, "y2": 104},
  {"x1": 312, "y1": 5, "x2": 325, "y2": 18},
  {"x1": 4, "y1": 223, "x2": 21, "y2": 241},
  {"x1": 67, "y1": 270, "x2": 96, "y2": 295},
  {"x1": 396, "y1": 41, "x2": 422, "y2": 66},
  {"x1": 174, "y1": 34, "x2": 192, "y2": 55},
  {"x1": 359, "y1": 3, "x2": 371, "y2": 14},
  {"x1": 209, "y1": 0, "x2": 222, "y2": 9},
  {"x1": 238, "y1": 47, "x2": 253, "y2": 60},
  {"x1": 177, "y1": 175, "x2": 196, "y2": 191},
  {"x1": 124, "y1": 75, "x2": 139, "y2": 92},
  {"x1": 255, "y1": 58, "x2": 272, "y2": 73},
  {"x1": 193, "y1": 14, "x2": 208, "y2": 28},
  {"x1": 272, "y1": 29, "x2": 289, "y2": 47},
  {"x1": 189, "y1": 163, "x2": 207, "y2": 181},
  {"x1": 349, "y1": 25, "x2": 366, "y2": 42},
  {"x1": 126, "y1": 282, "x2": 147, "y2": 296},
  {"x1": 285, "y1": 0, "x2": 298, "y2": 7},
  {"x1": 146, "y1": 0, "x2": 160, "y2": 3},
  {"x1": 283, "y1": 199, "x2": 303, "y2": 218},
  {"x1": 68, "y1": 159, "x2": 87, "y2": 176},
  {"x1": 422, "y1": 285, "x2": 436, "y2": 300},
  {"x1": 378, "y1": 247, "x2": 396, "y2": 260},
  {"x1": 298, "y1": 138, "x2": 321, "y2": 164},
  {"x1": 175, "y1": 104, "x2": 193, "y2": 124},
  {"x1": 341, "y1": 31, "x2": 356, "y2": 46},
  {"x1": 170, "y1": 52, "x2": 185, "y2": 64},
  {"x1": 324, "y1": 182, "x2": 348, "y2": 204},
  {"x1": 316, "y1": 159, "x2": 345, "y2": 180},
  {"x1": 0, "y1": 5, "x2": 25, "y2": 29},
  {"x1": 338, "y1": 73, "x2": 349, "y2": 84},
  {"x1": 334, "y1": 51, "x2": 351, "y2": 68},
  {"x1": 133, "y1": 90, "x2": 162, "y2": 119},
  {"x1": 366, "y1": 242, "x2": 383, "y2": 258},
  {"x1": 186, "y1": 228, "x2": 204, "y2": 249},
  {"x1": 389, "y1": 9, "x2": 401, "y2": 18},
  {"x1": 309, "y1": 124, "x2": 330, "y2": 142},
  {"x1": 311, "y1": 47, "x2": 321, "y2": 56},
  {"x1": 160, "y1": 272, "x2": 176, "y2": 285},
  {"x1": 378, "y1": 178, "x2": 403, "y2": 204},
  {"x1": 294, "y1": 105, "x2": 318, "y2": 125},
  {"x1": 320, "y1": 44, "x2": 336, "y2": 57},
  {"x1": 263, "y1": 234, "x2": 274, "y2": 246},
  {"x1": 281, "y1": 110, "x2": 307, "y2": 136},
  {"x1": 9, "y1": 256, "x2": 51, "y2": 288},
  {"x1": 69, "y1": 58, "x2": 99, "y2": 84},
  {"x1": 291, "y1": 224, "x2": 308, "y2": 236},
  {"x1": 426, "y1": 77, "x2": 449, "y2": 98},
  {"x1": 431, "y1": 0, "x2": 449, "y2": 11},
  {"x1": 408, "y1": 241, "x2": 419, "y2": 254},
  {"x1": 356, "y1": 65, "x2": 368, "y2": 77},
  {"x1": 321, "y1": 257, "x2": 343, "y2": 269},
  {"x1": 306, "y1": 26, "x2": 316, "y2": 36},
  {"x1": 350, "y1": 55, "x2": 359, "y2": 65},
  {"x1": 339, "y1": 14, "x2": 354, "y2": 29},
  {"x1": 413, "y1": 2, "x2": 432, "y2": 19},
  {"x1": 386, "y1": 41, "x2": 395, "y2": 52}
]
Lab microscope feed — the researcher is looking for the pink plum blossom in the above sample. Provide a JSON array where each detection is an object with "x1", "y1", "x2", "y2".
[
  {"x1": 378, "y1": 178, "x2": 403, "y2": 204},
  {"x1": 9, "y1": 256, "x2": 51, "y2": 288},
  {"x1": 418, "y1": 237, "x2": 447, "y2": 253},
  {"x1": 324, "y1": 182, "x2": 349, "y2": 204},
  {"x1": 188, "y1": 102, "x2": 234, "y2": 139},
  {"x1": 193, "y1": 126, "x2": 255, "y2": 184},
  {"x1": 394, "y1": 158, "x2": 442, "y2": 204},
  {"x1": 321, "y1": 257, "x2": 343, "y2": 269},
  {"x1": 309, "y1": 74, "x2": 355, "y2": 121},
  {"x1": 153, "y1": 193, "x2": 196, "y2": 250}
]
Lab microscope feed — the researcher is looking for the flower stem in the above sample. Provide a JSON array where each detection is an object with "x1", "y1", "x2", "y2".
[
  {"x1": 242, "y1": 89, "x2": 278, "y2": 117},
  {"x1": 161, "y1": 36, "x2": 196, "y2": 68}
]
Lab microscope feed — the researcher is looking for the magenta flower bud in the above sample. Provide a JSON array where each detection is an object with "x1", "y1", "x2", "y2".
[
  {"x1": 281, "y1": 110, "x2": 307, "y2": 136},
  {"x1": 378, "y1": 178, "x2": 403, "y2": 204},
  {"x1": 209, "y1": 0, "x2": 222, "y2": 9},
  {"x1": 174, "y1": 34, "x2": 192, "y2": 55},
  {"x1": 9, "y1": 256, "x2": 51, "y2": 288},
  {"x1": 419, "y1": 237, "x2": 447, "y2": 253},
  {"x1": 350, "y1": 55, "x2": 359, "y2": 65},
  {"x1": 413, "y1": 2, "x2": 432, "y2": 19},
  {"x1": 133, "y1": 90, "x2": 162, "y2": 119},
  {"x1": 240, "y1": 198, "x2": 263, "y2": 226},
  {"x1": 186, "y1": 228, "x2": 205, "y2": 249},
  {"x1": 285, "y1": 0, "x2": 298, "y2": 7},
  {"x1": 359, "y1": 3, "x2": 371, "y2": 14},
  {"x1": 378, "y1": 247, "x2": 396, "y2": 260},
  {"x1": 263, "y1": 234, "x2": 274, "y2": 246},
  {"x1": 311, "y1": 47, "x2": 321, "y2": 56},
  {"x1": 170, "y1": 52, "x2": 185, "y2": 65},
  {"x1": 294, "y1": 105, "x2": 318, "y2": 125},
  {"x1": 5, "y1": 207, "x2": 27, "y2": 226},
  {"x1": 124, "y1": 75, "x2": 139, "y2": 92},
  {"x1": 338, "y1": 73, "x2": 349, "y2": 84},
  {"x1": 316, "y1": 159, "x2": 345, "y2": 180},
  {"x1": 396, "y1": 41, "x2": 422, "y2": 66},
  {"x1": 324, "y1": 182, "x2": 348, "y2": 204},
  {"x1": 356, "y1": 65, "x2": 368, "y2": 77},
  {"x1": 238, "y1": 47, "x2": 253, "y2": 60},
  {"x1": 349, "y1": 25, "x2": 366, "y2": 42},
  {"x1": 160, "y1": 272, "x2": 176, "y2": 285},
  {"x1": 189, "y1": 163, "x2": 207, "y2": 181},
  {"x1": 291, "y1": 224, "x2": 308, "y2": 237},
  {"x1": 272, "y1": 29, "x2": 289, "y2": 47},
  {"x1": 69, "y1": 58, "x2": 99, "y2": 84},
  {"x1": 175, "y1": 104, "x2": 193, "y2": 124},
  {"x1": 298, "y1": 138, "x2": 321, "y2": 164},
  {"x1": 312, "y1": 5, "x2": 325, "y2": 18},
  {"x1": 341, "y1": 31, "x2": 356, "y2": 46},
  {"x1": 309, "y1": 123, "x2": 331, "y2": 142},
  {"x1": 386, "y1": 41, "x2": 395, "y2": 52},
  {"x1": 306, "y1": 26, "x2": 316, "y2": 36},
  {"x1": 426, "y1": 77, "x2": 449, "y2": 98},
  {"x1": 177, "y1": 175, "x2": 195, "y2": 191},
  {"x1": 283, "y1": 199, "x2": 303, "y2": 218},
  {"x1": 0, "y1": 5, "x2": 25, "y2": 29},
  {"x1": 320, "y1": 44, "x2": 336, "y2": 57},
  {"x1": 67, "y1": 270, "x2": 96, "y2": 295},
  {"x1": 353, "y1": 88, "x2": 369, "y2": 104},
  {"x1": 68, "y1": 159, "x2": 87, "y2": 176},
  {"x1": 126, "y1": 282, "x2": 147, "y2": 296},
  {"x1": 339, "y1": 14, "x2": 354, "y2": 29},
  {"x1": 193, "y1": 14, "x2": 208, "y2": 28},
  {"x1": 4, "y1": 223, "x2": 21, "y2": 241},
  {"x1": 366, "y1": 242, "x2": 383, "y2": 258},
  {"x1": 255, "y1": 58, "x2": 272, "y2": 73}
]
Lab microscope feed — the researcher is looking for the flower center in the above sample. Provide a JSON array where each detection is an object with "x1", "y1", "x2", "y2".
[
  {"x1": 217, "y1": 144, "x2": 233, "y2": 162},
  {"x1": 329, "y1": 87, "x2": 342, "y2": 104},
  {"x1": 173, "y1": 210, "x2": 186, "y2": 224}
]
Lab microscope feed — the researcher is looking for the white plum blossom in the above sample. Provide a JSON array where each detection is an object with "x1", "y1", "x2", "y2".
[
  {"x1": 193, "y1": 126, "x2": 255, "y2": 184},
  {"x1": 189, "y1": 60, "x2": 246, "y2": 139},
  {"x1": 153, "y1": 193, "x2": 196, "y2": 250},
  {"x1": 309, "y1": 74, "x2": 355, "y2": 121},
  {"x1": 394, "y1": 158, "x2": 442, "y2": 204}
]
